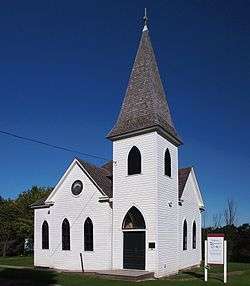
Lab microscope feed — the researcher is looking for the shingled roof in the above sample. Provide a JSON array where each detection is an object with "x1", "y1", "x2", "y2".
[
  {"x1": 77, "y1": 159, "x2": 113, "y2": 198},
  {"x1": 178, "y1": 167, "x2": 192, "y2": 199},
  {"x1": 107, "y1": 26, "x2": 182, "y2": 146},
  {"x1": 31, "y1": 159, "x2": 113, "y2": 208},
  {"x1": 30, "y1": 196, "x2": 52, "y2": 208},
  {"x1": 31, "y1": 159, "x2": 191, "y2": 208}
]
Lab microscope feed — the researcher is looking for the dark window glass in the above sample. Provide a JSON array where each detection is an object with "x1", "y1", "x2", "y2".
[
  {"x1": 42, "y1": 221, "x2": 49, "y2": 249},
  {"x1": 192, "y1": 221, "x2": 196, "y2": 249},
  {"x1": 183, "y1": 220, "x2": 187, "y2": 250},
  {"x1": 128, "y1": 146, "x2": 141, "y2": 175},
  {"x1": 71, "y1": 180, "x2": 83, "y2": 196},
  {"x1": 122, "y1": 206, "x2": 146, "y2": 229},
  {"x1": 84, "y1": 217, "x2": 93, "y2": 251},
  {"x1": 62, "y1": 218, "x2": 70, "y2": 250},
  {"x1": 164, "y1": 149, "x2": 171, "y2": 177}
]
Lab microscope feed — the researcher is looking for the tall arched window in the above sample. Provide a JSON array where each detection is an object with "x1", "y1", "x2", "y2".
[
  {"x1": 192, "y1": 221, "x2": 196, "y2": 249},
  {"x1": 62, "y1": 218, "x2": 70, "y2": 250},
  {"x1": 164, "y1": 149, "x2": 171, "y2": 177},
  {"x1": 183, "y1": 219, "x2": 187, "y2": 250},
  {"x1": 84, "y1": 217, "x2": 93, "y2": 251},
  {"x1": 42, "y1": 221, "x2": 49, "y2": 249},
  {"x1": 122, "y1": 206, "x2": 146, "y2": 229},
  {"x1": 128, "y1": 146, "x2": 141, "y2": 175}
]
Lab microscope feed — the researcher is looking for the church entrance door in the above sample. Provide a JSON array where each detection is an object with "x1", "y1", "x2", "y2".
[{"x1": 123, "y1": 231, "x2": 145, "y2": 270}]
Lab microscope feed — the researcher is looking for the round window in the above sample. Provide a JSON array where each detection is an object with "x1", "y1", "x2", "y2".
[{"x1": 71, "y1": 180, "x2": 83, "y2": 196}]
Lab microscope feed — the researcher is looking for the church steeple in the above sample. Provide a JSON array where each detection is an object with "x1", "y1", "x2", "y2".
[{"x1": 107, "y1": 15, "x2": 182, "y2": 146}]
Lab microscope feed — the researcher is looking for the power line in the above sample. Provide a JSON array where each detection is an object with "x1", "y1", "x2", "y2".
[{"x1": 0, "y1": 129, "x2": 109, "y2": 161}]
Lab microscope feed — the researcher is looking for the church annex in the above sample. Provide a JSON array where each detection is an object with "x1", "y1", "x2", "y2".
[{"x1": 32, "y1": 18, "x2": 204, "y2": 278}]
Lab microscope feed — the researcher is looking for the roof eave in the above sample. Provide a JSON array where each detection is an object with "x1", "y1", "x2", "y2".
[
  {"x1": 107, "y1": 125, "x2": 183, "y2": 146},
  {"x1": 30, "y1": 203, "x2": 53, "y2": 209}
]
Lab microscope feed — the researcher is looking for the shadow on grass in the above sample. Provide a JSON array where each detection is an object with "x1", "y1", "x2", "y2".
[
  {"x1": 182, "y1": 271, "x2": 204, "y2": 280},
  {"x1": 182, "y1": 270, "x2": 225, "y2": 284},
  {"x1": 0, "y1": 267, "x2": 57, "y2": 286}
]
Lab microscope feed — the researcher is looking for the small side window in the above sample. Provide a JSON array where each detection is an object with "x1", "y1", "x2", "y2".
[{"x1": 164, "y1": 149, "x2": 171, "y2": 177}]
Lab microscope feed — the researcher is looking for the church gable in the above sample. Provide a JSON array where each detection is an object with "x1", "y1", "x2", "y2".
[
  {"x1": 45, "y1": 159, "x2": 104, "y2": 206},
  {"x1": 180, "y1": 167, "x2": 204, "y2": 209},
  {"x1": 30, "y1": 159, "x2": 112, "y2": 209}
]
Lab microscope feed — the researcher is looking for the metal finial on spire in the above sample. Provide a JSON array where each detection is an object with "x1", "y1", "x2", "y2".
[{"x1": 143, "y1": 8, "x2": 148, "y2": 31}]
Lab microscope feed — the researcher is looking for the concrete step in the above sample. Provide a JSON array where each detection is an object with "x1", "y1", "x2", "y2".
[{"x1": 92, "y1": 269, "x2": 155, "y2": 281}]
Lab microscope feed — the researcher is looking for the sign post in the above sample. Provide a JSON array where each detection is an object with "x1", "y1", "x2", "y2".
[
  {"x1": 224, "y1": 240, "x2": 227, "y2": 284},
  {"x1": 204, "y1": 240, "x2": 208, "y2": 282},
  {"x1": 205, "y1": 234, "x2": 227, "y2": 283}
]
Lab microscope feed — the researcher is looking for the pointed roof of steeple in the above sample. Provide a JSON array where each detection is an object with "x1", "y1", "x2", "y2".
[{"x1": 107, "y1": 21, "x2": 182, "y2": 146}]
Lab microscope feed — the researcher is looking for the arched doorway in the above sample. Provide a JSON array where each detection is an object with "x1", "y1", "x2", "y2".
[{"x1": 122, "y1": 206, "x2": 146, "y2": 270}]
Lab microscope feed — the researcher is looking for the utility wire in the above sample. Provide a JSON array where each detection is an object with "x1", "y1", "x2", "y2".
[{"x1": 0, "y1": 129, "x2": 109, "y2": 161}]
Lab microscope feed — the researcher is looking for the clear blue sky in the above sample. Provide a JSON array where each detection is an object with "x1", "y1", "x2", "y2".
[{"x1": 0, "y1": 1, "x2": 249, "y2": 226}]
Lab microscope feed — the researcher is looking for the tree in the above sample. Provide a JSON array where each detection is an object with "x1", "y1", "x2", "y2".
[
  {"x1": 212, "y1": 213, "x2": 222, "y2": 229},
  {"x1": 224, "y1": 199, "x2": 237, "y2": 226},
  {"x1": 15, "y1": 186, "x2": 52, "y2": 241},
  {"x1": 0, "y1": 199, "x2": 18, "y2": 256},
  {"x1": 0, "y1": 186, "x2": 52, "y2": 256}
]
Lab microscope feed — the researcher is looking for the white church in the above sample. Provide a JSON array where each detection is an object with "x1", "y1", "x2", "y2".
[{"x1": 32, "y1": 19, "x2": 204, "y2": 278}]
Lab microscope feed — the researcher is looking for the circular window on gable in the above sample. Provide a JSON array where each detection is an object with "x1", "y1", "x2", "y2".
[{"x1": 71, "y1": 180, "x2": 83, "y2": 196}]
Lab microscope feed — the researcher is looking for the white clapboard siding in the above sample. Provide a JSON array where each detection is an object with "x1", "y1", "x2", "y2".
[
  {"x1": 112, "y1": 132, "x2": 158, "y2": 272},
  {"x1": 177, "y1": 170, "x2": 202, "y2": 269},
  {"x1": 34, "y1": 162, "x2": 112, "y2": 271},
  {"x1": 34, "y1": 133, "x2": 203, "y2": 277},
  {"x1": 155, "y1": 133, "x2": 179, "y2": 277}
]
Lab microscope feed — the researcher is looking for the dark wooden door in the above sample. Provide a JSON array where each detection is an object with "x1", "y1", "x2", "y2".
[{"x1": 123, "y1": 231, "x2": 145, "y2": 270}]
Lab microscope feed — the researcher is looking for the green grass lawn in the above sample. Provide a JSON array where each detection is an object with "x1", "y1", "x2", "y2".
[
  {"x1": 0, "y1": 256, "x2": 34, "y2": 267},
  {"x1": 0, "y1": 257, "x2": 249, "y2": 286}
]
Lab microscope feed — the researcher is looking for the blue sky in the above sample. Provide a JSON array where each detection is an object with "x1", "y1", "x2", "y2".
[{"x1": 0, "y1": 1, "x2": 249, "y2": 226}]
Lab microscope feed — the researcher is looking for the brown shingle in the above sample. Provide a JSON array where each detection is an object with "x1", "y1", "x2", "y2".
[
  {"x1": 77, "y1": 159, "x2": 113, "y2": 198},
  {"x1": 178, "y1": 167, "x2": 192, "y2": 199},
  {"x1": 107, "y1": 29, "x2": 182, "y2": 146},
  {"x1": 31, "y1": 160, "x2": 190, "y2": 208}
]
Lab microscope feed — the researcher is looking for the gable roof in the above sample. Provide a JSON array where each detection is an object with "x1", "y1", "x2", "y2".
[
  {"x1": 77, "y1": 159, "x2": 113, "y2": 198},
  {"x1": 107, "y1": 27, "x2": 182, "y2": 146},
  {"x1": 32, "y1": 159, "x2": 194, "y2": 209},
  {"x1": 30, "y1": 196, "x2": 52, "y2": 209},
  {"x1": 31, "y1": 159, "x2": 113, "y2": 209},
  {"x1": 178, "y1": 167, "x2": 192, "y2": 199}
]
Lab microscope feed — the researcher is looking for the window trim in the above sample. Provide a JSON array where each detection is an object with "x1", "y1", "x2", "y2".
[
  {"x1": 62, "y1": 218, "x2": 70, "y2": 251},
  {"x1": 84, "y1": 217, "x2": 93, "y2": 251},
  {"x1": 127, "y1": 146, "x2": 142, "y2": 176},
  {"x1": 164, "y1": 148, "x2": 171, "y2": 177},
  {"x1": 122, "y1": 206, "x2": 146, "y2": 230},
  {"x1": 192, "y1": 221, "x2": 197, "y2": 249},
  {"x1": 183, "y1": 219, "x2": 187, "y2": 251},
  {"x1": 42, "y1": 220, "x2": 49, "y2": 250}
]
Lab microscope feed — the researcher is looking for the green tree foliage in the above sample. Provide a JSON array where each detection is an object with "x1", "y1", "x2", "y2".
[
  {"x1": 202, "y1": 224, "x2": 250, "y2": 263},
  {"x1": 0, "y1": 186, "x2": 52, "y2": 256},
  {"x1": 0, "y1": 199, "x2": 18, "y2": 256},
  {"x1": 15, "y1": 186, "x2": 52, "y2": 241}
]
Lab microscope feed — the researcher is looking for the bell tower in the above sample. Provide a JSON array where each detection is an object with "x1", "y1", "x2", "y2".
[{"x1": 107, "y1": 14, "x2": 182, "y2": 276}]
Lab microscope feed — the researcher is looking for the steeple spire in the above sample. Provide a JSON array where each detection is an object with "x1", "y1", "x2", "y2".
[
  {"x1": 107, "y1": 16, "x2": 182, "y2": 146},
  {"x1": 143, "y1": 8, "x2": 148, "y2": 31}
]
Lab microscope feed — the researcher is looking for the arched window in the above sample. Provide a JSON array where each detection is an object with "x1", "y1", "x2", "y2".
[
  {"x1": 164, "y1": 149, "x2": 171, "y2": 177},
  {"x1": 128, "y1": 146, "x2": 141, "y2": 175},
  {"x1": 84, "y1": 217, "x2": 93, "y2": 251},
  {"x1": 62, "y1": 218, "x2": 70, "y2": 250},
  {"x1": 42, "y1": 221, "x2": 49, "y2": 249},
  {"x1": 192, "y1": 221, "x2": 196, "y2": 249},
  {"x1": 122, "y1": 206, "x2": 146, "y2": 229},
  {"x1": 183, "y1": 219, "x2": 187, "y2": 250}
]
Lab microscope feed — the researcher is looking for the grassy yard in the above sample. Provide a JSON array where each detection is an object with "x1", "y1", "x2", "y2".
[
  {"x1": 0, "y1": 256, "x2": 33, "y2": 267},
  {"x1": 0, "y1": 257, "x2": 249, "y2": 286}
]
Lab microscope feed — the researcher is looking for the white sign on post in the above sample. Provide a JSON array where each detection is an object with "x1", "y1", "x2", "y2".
[
  {"x1": 207, "y1": 234, "x2": 224, "y2": 264},
  {"x1": 205, "y1": 234, "x2": 227, "y2": 284}
]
